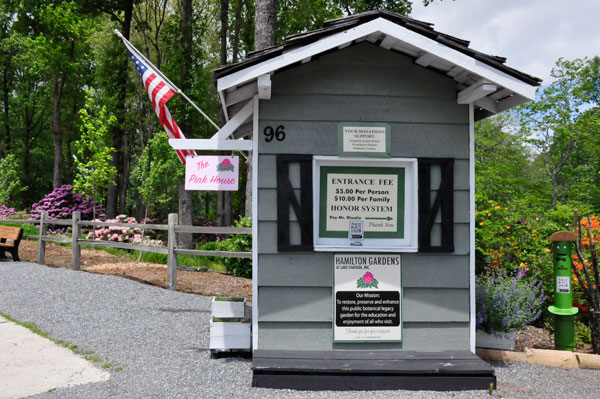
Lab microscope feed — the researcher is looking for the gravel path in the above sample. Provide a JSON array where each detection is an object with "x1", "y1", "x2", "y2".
[{"x1": 1, "y1": 262, "x2": 598, "y2": 399}]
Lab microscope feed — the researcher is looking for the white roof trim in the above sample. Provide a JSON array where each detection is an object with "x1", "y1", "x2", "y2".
[
  {"x1": 216, "y1": 17, "x2": 536, "y2": 101},
  {"x1": 169, "y1": 138, "x2": 252, "y2": 151}
]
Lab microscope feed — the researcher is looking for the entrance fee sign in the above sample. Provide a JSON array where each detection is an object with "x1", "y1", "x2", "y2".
[
  {"x1": 185, "y1": 156, "x2": 239, "y2": 191},
  {"x1": 319, "y1": 166, "x2": 405, "y2": 238},
  {"x1": 333, "y1": 254, "x2": 402, "y2": 342}
]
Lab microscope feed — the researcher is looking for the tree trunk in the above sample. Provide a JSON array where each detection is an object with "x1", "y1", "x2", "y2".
[
  {"x1": 119, "y1": 133, "x2": 132, "y2": 213},
  {"x1": 217, "y1": 191, "x2": 232, "y2": 227},
  {"x1": 231, "y1": 0, "x2": 245, "y2": 63},
  {"x1": 107, "y1": 1, "x2": 134, "y2": 217},
  {"x1": 52, "y1": 74, "x2": 64, "y2": 188},
  {"x1": 178, "y1": 182, "x2": 194, "y2": 248},
  {"x1": 254, "y1": 0, "x2": 277, "y2": 51},
  {"x1": 591, "y1": 310, "x2": 600, "y2": 354},
  {"x1": 22, "y1": 114, "x2": 31, "y2": 206},
  {"x1": 551, "y1": 174, "x2": 558, "y2": 210},
  {"x1": 176, "y1": 0, "x2": 195, "y2": 249},
  {"x1": 135, "y1": 192, "x2": 145, "y2": 223},
  {"x1": 247, "y1": 0, "x2": 277, "y2": 218},
  {"x1": 216, "y1": 0, "x2": 235, "y2": 226},
  {"x1": 2, "y1": 65, "x2": 10, "y2": 157},
  {"x1": 220, "y1": 0, "x2": 229, "y2": 65}
]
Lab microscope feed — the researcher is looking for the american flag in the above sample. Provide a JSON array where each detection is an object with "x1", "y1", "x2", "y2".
[{"x1": 124, "y1": 44, "x2": 195, "y2": 164}]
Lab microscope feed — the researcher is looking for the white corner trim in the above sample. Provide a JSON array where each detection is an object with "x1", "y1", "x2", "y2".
[
  {"x1": 168, "y1": 138, "x2": 252, "y2": 151},
  {"x1": 257, "y1": 74, "x2": 271, "y2": 100},
  {"x1": 469, "y1": 104, "x2": 476, "y2": 353},
  {"x1": 225, "y1": 81, "x2": 258, "y2": 108},
  {"x1": 211, "y1": 99, "x2": 254, "y2": 140},
  {"x1": 251, "y1": 95, "x2": 259, "y2": 351},
  {"x1": 218, "y1": 90, "x2": 229, "y2": 122},
  {"x1": 216, "y1": 17, "x2": 537, "y2": 101}
]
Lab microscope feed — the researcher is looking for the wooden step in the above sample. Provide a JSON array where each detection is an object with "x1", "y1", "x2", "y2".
[{"x1": 252, "y1": 350, "x2": 495, "y2": 391}]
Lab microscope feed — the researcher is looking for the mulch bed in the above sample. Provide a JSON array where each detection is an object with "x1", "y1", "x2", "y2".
[
  {"x1": 16, "y1": 240, "x2": 252, "y2": 301},
  {"x1": 516, "y1": 325, "x2": 594, "y2": 354}
]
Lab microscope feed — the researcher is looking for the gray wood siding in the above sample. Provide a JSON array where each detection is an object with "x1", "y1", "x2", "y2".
[
  {"x1": 259, "y1": 155, "x2": 470, "y2": 189},
  {"x1": 258, "y1": 253, "x2": 469, "y2": 288},
  {"x1": 259, "y1": 121, "x2": 469, "y2": 157},
  {"x1": 258, "y1": 287, "x2": 468, "y2": 323},
  {"x1": 256, "y1": 42, "x2": 471, "y2": 351},
  {"x1": 258, "y1": 220, "x2": 470, "y2": 255},
  {"x1": 258, "y1": 322, "x2": 470, "y2": 351}
]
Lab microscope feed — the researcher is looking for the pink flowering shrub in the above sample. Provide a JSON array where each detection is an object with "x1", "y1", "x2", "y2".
[
  {"x1": 87, "y1": 215, "x2": 163, "y2": 246},
  {"x1": 30, "y1": 185, "x2": 105, "y2": 221},
  {"x1": 0, "y1": 205, "x2": 16, "y2": 218},
  {"x1": 362, "y1": 272, "x2": 374, "y2": 284}
]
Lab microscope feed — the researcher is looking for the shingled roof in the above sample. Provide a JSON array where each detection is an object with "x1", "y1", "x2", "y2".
[
  {"x1": 212, "y1": 9, "x2": 541, "y2": 123},
  {"x1": 213, "y1": 9, "x2": 541, "y2": 86}
]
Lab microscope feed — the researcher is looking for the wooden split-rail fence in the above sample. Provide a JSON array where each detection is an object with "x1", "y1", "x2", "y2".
[{"x1": 0, "y1": 211, "x2": 251, "y2": 290}]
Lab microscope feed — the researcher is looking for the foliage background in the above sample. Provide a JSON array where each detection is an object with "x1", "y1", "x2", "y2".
[{"x1": 0, "y1": 2, "x2": 599, "y2": 331}]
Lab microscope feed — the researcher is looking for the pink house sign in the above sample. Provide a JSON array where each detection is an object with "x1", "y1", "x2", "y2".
[{"x1": 185, "y1": 156, "x2": 239, "y2": 191}]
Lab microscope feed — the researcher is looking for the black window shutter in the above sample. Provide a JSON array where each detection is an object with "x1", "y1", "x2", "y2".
[
  {"x1": 276, "y1": 155, "x2": 313, "y2": 251},
  {"x1": 418, "y1": 158, "x2": 454, "y2": 252}
]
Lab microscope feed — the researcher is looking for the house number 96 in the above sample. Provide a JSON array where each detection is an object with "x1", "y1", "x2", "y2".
[{"x1": 264, "y1": 125, "x2": 286, "y2": 142}]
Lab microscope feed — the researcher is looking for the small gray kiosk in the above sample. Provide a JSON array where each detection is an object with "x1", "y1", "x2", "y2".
[{"x1": 186, "y1": 10, "x2": 540, "y2": 391}]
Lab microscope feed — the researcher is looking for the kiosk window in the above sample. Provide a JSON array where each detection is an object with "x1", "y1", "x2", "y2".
[{"x1": 313, "y1": 157, "x2": 418, "y2": 252}]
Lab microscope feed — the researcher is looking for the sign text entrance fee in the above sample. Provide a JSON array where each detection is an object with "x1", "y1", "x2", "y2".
[
  {"x1": 334, "y1": 254, "x2": 402, "y2": 342},
  {"x1": 319, "y1": 166, "x2": 405, "y2": 238}
]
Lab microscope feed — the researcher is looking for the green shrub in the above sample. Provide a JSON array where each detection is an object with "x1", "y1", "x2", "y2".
[{"x1": 216, "y1": 217, "x2": 252, "y2": 278}]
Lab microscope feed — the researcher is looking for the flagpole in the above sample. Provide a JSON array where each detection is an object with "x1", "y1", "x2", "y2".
[{"x1": 114, "y1": 29, "x2": 221, "y2": 132}]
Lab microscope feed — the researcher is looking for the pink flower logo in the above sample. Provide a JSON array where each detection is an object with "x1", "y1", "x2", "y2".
[
  {"x1": 357, "y1": 272, "x2": 378, "y2": 289},
  {"x1": 217, "y1": 158, "x2": 235, "y2": 172}
]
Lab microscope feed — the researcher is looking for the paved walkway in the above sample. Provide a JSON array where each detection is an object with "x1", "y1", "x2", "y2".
[{"x1": 0, "y1": 316, "x2": 108, "y2": 399}]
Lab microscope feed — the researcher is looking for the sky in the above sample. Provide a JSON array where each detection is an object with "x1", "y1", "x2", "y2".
[{"x1": 410, "y1": 0, "x2": 600, "y2": 84}]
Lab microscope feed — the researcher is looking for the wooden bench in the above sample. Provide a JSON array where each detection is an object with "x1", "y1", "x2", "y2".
[{"x1": 0, "y1": 225, "x2": 23, "y2": 261}]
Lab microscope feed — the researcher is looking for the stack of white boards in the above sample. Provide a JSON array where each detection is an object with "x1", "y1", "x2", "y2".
[{"x1": 210, "y1": 296, "x2": 251, "y2": 353}]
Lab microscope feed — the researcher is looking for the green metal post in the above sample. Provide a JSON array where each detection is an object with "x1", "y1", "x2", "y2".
[{"x1": 547, "y1": 231, "x2": 579, "y2": 351}]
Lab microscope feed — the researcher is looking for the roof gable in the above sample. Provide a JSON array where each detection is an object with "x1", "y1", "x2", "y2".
[{"x1": 214, "y1": 10, "x2": 541, "y2": 121}]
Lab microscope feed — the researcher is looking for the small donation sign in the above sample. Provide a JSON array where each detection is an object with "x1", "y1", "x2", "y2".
[
  {"x1": 338, "y1": 122, "x2": 390, "y2": 157},
  {"x1": 185, "y1": 156, "x2": 239, "y2": 191},
  {"x1": 333, "y1": 254, "x2": 402, "y2": 342}
]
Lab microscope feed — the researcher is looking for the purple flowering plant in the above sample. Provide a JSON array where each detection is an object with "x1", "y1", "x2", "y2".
[
  {"x1": 193, "y1": 215, "x2": 220, "y2": 242},
  {"x1": 476, "y1": 271, "x2": 545, "y2": 334},
  {"x1": 29, "y1": 185, "x2": 105, "y2": 234},
  {"x1": 0, "y1": 204, "x2": 16, "y2": 218}
]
